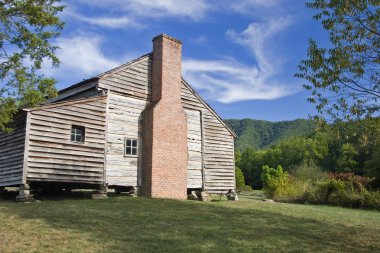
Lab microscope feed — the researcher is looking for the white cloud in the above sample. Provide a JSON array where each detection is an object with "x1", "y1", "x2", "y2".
[
  {"x1": 228, "y1": 0, "x2": 280, "y2": 13},
  {"x1": 183, "y1": 58, "x2": 293, "y2": 103},
  {"x1": 63, "y1": 8, "x2": 139, "y2": 29},
  {"x1": 42, "y1": 34, "x2": 121, "y2": 79},
  {"x1": 190, "y1": 35, "x2": 208, "y2": 44},
  {"x1": 183, "y1": 17, "x2": 297, "y2": 103},
  {"x1": 227, "y1": 17, "x2": 293, "y2": 74},
  {"x1": 66, "y1": 0, "x2": 284, "y2": 29},
  {"x1": 74, "y1": 0, "x2": 209, "y2": 21}
]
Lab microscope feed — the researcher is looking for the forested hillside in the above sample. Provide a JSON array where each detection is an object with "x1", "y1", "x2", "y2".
[{"x1": 225, "y1": 118, "x2": 315, "y2": 151}]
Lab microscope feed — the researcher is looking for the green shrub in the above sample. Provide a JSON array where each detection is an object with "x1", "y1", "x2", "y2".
[
  {"x1": 261, "y1": 165, "x2": 290, "y2": 198},
  {"x1": 235, "y1": 167, "x2": 252, "y2": 192},
  {"x1": 235, "y1": 167, "x2": 245, "y2": 190},
  {"x1": 361, "y1": 191, "x2": 380, "y2": 209},
  {"x1": 291, "y1": 160, "x2": 325, "y2": 181},
  {"x1": 239, "y1": 185, "x2": 253, "y2": 192},
  {"x1": 260, "y1": 162, "x2": 380, "y2": 210},
  {"x1": 273, "y1": 178, "x2": 309, "y2": 203}
]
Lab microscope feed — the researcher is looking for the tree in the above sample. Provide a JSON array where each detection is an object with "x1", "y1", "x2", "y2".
[
  {"x1": 0, "y1": 0, "x2": 64, "y2": 131},
  {"x1": 336, "y1": 143, "x2": 359, "y2": 172},
  {"x1": 235, "y1": 167, "x2": 246, "y2": 190},
  {"x1": 296, "y1": 0, "x2": 380, "y2": 120}
]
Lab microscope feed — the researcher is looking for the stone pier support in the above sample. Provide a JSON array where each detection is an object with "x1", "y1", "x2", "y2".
[
  {"x1": 16, "y1": 184, "x2": 35, "y2": 202},
  {"x1": 129, "y1": 187, "x2": 139, "y2": 197},
  {"x1": 92, "y1": 184, "x2": 108, "y2": 199}
]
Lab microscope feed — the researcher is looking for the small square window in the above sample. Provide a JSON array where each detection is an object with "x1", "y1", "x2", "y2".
[
  {"x1": 71, "y1": 125, "x2": 85, "y2": 143},
  {"x1": 125, "y1": 138, "x2": 138, "y2": 156}
]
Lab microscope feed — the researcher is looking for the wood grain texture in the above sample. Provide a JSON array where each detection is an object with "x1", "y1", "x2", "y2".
[
  {"x1": 181, "y1": 80, "x2": 236, "y2": 193},
  {"x1": 185, "y1": 109, "x2": 203, "y2": 189},
  {"x1": 98, "y1": 55, "x2": 152, "y2": 100},
  {"x1": 105, "y1": 93, "x2": 147, "y2": 187},
  {"x1": 0, "y1": 112, "x2": 27, "y2": 187},
  {"x1": 48, "y1": 80, "x2": 99, "y2": 103},
  {"x1": 26, "y1": 96, "x2": 107, "y2": 185}
]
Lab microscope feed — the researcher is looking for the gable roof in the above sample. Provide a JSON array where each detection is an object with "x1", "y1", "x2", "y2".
[
  {"x1": 55, "y1": 53, "x2": 236, "y2": 137},
  {"x1": 97, "y1": 53, "x2": 152, "y2": 79},
  {"x1": 57, "y1": 54, "x2": 152, "y2": 96}
]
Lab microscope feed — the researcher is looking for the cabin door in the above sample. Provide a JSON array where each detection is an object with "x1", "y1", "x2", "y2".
[{"x1": 185, "y1": 109, "x2": 203, "y2": 189}]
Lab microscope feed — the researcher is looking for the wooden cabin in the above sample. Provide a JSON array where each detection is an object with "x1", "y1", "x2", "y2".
[{"x1": 0, "y1": 34, "x2": 236, "y2": 201}]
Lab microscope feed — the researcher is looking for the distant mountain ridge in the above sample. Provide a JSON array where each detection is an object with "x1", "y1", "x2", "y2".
[{"x1": 225, "y1": 118, "x2": 316, "y2": 151}]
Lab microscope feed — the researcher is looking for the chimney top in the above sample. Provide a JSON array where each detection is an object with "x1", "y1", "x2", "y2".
[{"x1": 152, "y1": 34, "x2": 182, "y2": 45}]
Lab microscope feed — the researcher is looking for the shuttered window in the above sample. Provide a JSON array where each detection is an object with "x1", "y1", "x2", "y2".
[
  {"x1": 125, "y1": 138, "x2": 138, "y2": 156},
  {"x1": 71, "y1": 125, "x2": 85, "y2": 143}
]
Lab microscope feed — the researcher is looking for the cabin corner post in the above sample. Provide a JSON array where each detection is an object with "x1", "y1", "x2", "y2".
[
  {"x1": 103, "y1": 90, "x2": 111, "y2": 193},
  {"x1": 22, "y1": 111, "x2": 31, "y2": 185},
  {"x1": 200, "y1": 110, "x2": 206, "y2": 191},
  {"x1": 17, "y1": 111, "x2": 34, "y2": 202}
]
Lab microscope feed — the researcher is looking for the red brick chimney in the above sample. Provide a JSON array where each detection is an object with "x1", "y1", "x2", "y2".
[{"x1": 141, "y1": 34, "x2": 188, "y2": 199}]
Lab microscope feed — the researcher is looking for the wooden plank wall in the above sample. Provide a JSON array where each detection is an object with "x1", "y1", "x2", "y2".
[
  {"x1": 185, "y1": 109, "x2": 203, "y2": 189},
  {"x1": 49, "y1": 80, "x2": 99, "y2": 103},
  {"x1": 98, "y1": 55, "x2": 152, "y2": 100},
  {"x1": 26, "y1": 97, "x2": 107, "y2": 185},
  {"x1": 181, "y1": 81, "x2": 235, "y2": 193},
  {"x1": 0, "y1": 112, "x2": 26, "y2": 187},
  {"x1": 106, "y1": 93, "x2": 147, "y2": 187}
]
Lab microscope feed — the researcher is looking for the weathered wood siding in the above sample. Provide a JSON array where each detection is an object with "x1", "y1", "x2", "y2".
[
  {"x1": 98, "y1": 55, "x2": 152, "y2": 100},
  {"x1": 106, "y1": 93, "x2": 147, "y2": 187},
  {"x1": 49, "y1": 80, "x2": 99, "y2": 103},
  {"x1": 0, "y1": 112, "x2": 26, "y2": 187},
  {"x1": 26, "y1": 97, "x2": 107, "y2": 185},
  {"x1": 185, "y1": 109, "x2": 203, "y2": 189},
  {"x1": 181, "y1": 81, "x2": 235, "y2": 193}
]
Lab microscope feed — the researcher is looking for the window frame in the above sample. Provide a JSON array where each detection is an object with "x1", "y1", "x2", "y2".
[
  {"x1": 124, "y1": 138, "x2": 138, "y2": 157},
  {"x1": 70, "y1": 125, "x2": 85, "y2": 143}
]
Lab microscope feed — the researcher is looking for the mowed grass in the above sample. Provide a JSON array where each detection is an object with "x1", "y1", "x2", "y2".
[{"x1": 0, "y1": 192, "x2": 379, "y2": 253}]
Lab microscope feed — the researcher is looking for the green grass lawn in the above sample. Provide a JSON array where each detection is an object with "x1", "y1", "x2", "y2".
[{"x1": 0, "y1": 192, "x2": 379, "y2": 253}]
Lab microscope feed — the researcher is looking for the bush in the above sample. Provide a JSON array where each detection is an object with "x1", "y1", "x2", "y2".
[
  {"x1": 261, "y1": 163, "x2": 380, "y2": 210},
  {"x1": 361, "y1": 191, "x2": 380, "y2": 209},
  {"x1": 238, "y1": 185, "x2": 253, "y2": 192},
  {"x1": 235, "y1": 167, "x2": 245, "y2": 189},
  {"x1": 291, "y1": 160, "x2": 325, "y2": 181},
  {"x1": 261, "y1": 165, "x2": 290, "y2": 198},
  {"x1": 235, "y1": 167, "x2": 252, "y2": 192}
]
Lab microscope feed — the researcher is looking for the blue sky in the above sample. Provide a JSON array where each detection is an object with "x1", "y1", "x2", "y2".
[{"x1": 42, "y1": 0, "x2": 331, "y2": 121}]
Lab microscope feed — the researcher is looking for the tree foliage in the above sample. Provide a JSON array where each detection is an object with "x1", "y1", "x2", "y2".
[
  {"x1": 261, "y1": 165, "x2": 289, "y2": 198},
  {"x1": 236, "y1": 118, "x2": 380, "y2": 189},
  {"x1": 296, "y1": 0, "x2": 380, "y2": 120},
  {"x1": 225, "y1": 118, "x2": 315, "y2": 151},
  {"x1": 0, "y1": 0, "x2": 64, "y2": 131},
  {"x1": 235, "y1": 167, "x2": 246, "y2": 190}
]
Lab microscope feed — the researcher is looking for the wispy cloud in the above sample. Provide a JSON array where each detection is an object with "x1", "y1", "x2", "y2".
[
  {"x1": 190, "y1": 35, "x2": 208, "y2": 44},
  {"x1": 183, "y1": 58, "x2": 292, "y2": 103},
  {"x1": 42, "y1": 34, "x2": 121, "y2": 80},
  {"x1": 229, "y1": 0, "x2": 281, "y2": 13},
  {"x1": 66, "y1": 0, "x2": 285, "y2": 29},
  {"x1": 73, "y1": 0, "x2": 209, "y2": 21},
  {"x1": 183, "y1": 17, "x2": 297, "y2": 103},
  {"x1": 227, "y1": 17, "x2": 293, "y2": 74},
  {"x1": 63, "y1": 8, "x2": 140, "y2": 29}
]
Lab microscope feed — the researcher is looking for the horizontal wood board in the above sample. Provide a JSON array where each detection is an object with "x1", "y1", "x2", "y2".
[{"x1": 26, "y1": 97, "x2": 107, "y2": 184}]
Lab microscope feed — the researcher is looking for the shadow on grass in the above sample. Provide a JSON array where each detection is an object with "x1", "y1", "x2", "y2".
[{"x1": 1, "y1": 194, "x2": 379, "y2": 253}]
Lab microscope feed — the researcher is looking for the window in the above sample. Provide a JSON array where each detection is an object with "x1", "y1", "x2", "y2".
[
  {"x1": 71, "y1": 125, "x2": 85, "y2": 143},
  {"x1": 125, "y1": 138, "x2": 138, "y2": 156}
]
